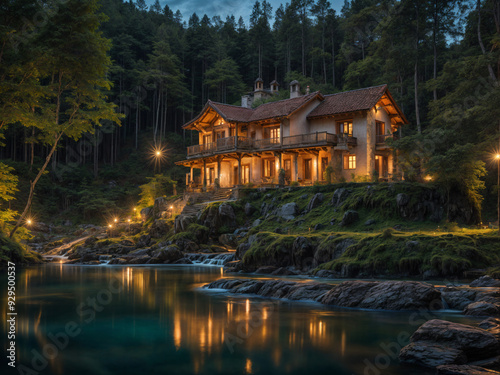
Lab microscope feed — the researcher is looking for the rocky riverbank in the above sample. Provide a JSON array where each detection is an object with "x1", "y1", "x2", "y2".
[{"x1": 204, "y1": 276, "x2": 500, "y2": 373}]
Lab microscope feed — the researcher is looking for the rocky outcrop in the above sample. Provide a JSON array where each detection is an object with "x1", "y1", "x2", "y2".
[
  {"x1": 278, "y1": 202, "x2": 298, "y2": 220},
  {"x1": 174, "y1": 214, "x2": 194, "y2": 233},
  {"x1": 149, "y1": 219, "x2": 171, "y2": 238},
  {"x1": 340, "y1": 210, "x2": 359, "y2": 226},
  {"x1": 441, "y1": 287, "x2": 477, "y2": 310},
  {"x1": 205, "y1": 278, "x2": 443, "y2": 311},
  {"x1": 470, "y1": 276, "x2": 500, "y2": 288},
  {"x1": 331, "y1": 188, "x2": 350, "y2": 207},
  {"x1": 244, "y1": 202, "x2": 256, "y2": 216},
  {"x1": 306, "y1": 193, "x2": 324, "y2": 212},
  {"x1": 206, "y1": 278, "x2": 331, "y2": 301},
  {"x1": 291, "y1": 236, "x2": 315, "y2": 269},
  {"x1": 400, "y1": 319, "x2": 500, "y2": 368},
  {"x1": 155, "y1": 245, "x2": 183, "y2": 263},
  {"x1": 400, "y1": 342, "x2": 467, "y2": 367},
  {"x1": 464, "y1": 302, "x2": 500, "y2": 317},
  {"x1": 321, "y1": 280, "x2": 442, "y2": 310},
  {"x1": 140, "y1": 206, "x2": 153, "y2": 221},
  {"x1": 436, "y1": 365, "x2": 500, "y2": 374}
]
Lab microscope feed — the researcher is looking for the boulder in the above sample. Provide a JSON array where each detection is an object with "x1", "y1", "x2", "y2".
[
  {"x1": 140, "y1": 206, "x2": 153, "y2": 221},
  {"x1": 128, "y1": 254, "x2": 151, "y2": 264},
  {"x1": 441, "y1": 287, "x2": 477, "y2": 310},
  {"x1": 149, "y1": 219, "x2": 171, "y2": 238},
  {"x1": 321, "y1": 280, "x2": 442, "y2": 310},
  {"x1": 156, "y1": 245, "x2": 183, "y2": 263},
  {"x1": 307, "y1": 193, "x2": 324, "y2": 212},
  {"x1": 252, "y1": 219, "x2": 261, "y2": 227},
  {"x1": 340, "y1": 210, "x2": 359, "y2": 226},
  {"x1": 154, "y1": 197, "x2": 169, "y2": 217},
  {"x1": 464, "y1": 302, "x2": 500, "y2": 317},
  {"x1": 278, "y1": 202, "x2": 298, "y2": 220},
  {"x1": 236, "y1": 242, "x2": 251, "y2": 260},
  {"x1": 174, "y1": 214, "x2": 194, "y2": 233},
  {"x1": 396, "y1": 193, "x2": 410, "y2": 206},
  {"x1": 364, "y1": 219, "x2": 376, "y2": 226},
  {"x1": 244, "y1": 203, "x2": 256, "y2": 216},
  {"x1": 219, "y1": 233, "x2": 237, "y2": 248},
  {"x1": 399, "y1": 342, "x2": 467, "y2": 368},
  {"x1": 331, "y1": 188, "x2": 350, "y2": 207},
  {"x1": 128, "y1": 248, "x2": 151, "y2": 257},
  {"x1": 470, "y1": 276, "x2": 500, "y2": 288},
  {"x1": 137, "y1": 234, "x2": 151, "y2": 248},
  {"x1": 255, "y1": 266, "x2": 278, "y2": 274},
  {"x1": 436, "y1": 365, "x2": 500, "y2": 375},
  {"x1": 218, "y1": 203, "x2": 236, "y2": 224},
  {"x1": 409, "y1": 319, "x2": 500, "y2": 362},
  {"x1": 314, "y1": 223, "x2": 324, "y2": 230}
]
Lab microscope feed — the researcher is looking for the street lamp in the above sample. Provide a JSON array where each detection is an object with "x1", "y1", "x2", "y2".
[{"x1": 496, "y1": 153, "x2": 500, "y2": 235}]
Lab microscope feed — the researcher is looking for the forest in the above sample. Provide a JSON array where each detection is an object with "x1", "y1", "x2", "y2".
[{"x1": 0, "y1": 0, "x2": 499, "y2": 240}]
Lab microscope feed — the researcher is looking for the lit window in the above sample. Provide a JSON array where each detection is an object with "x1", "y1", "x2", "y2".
[
  {"x1": 269, "y1": 127, "x2": 280, "y2": 140},
  {"x1": 338, "y1": 121, "x2": 353, "y2": 136},
  {"x1": 343, "y1": 155, "x2": 356, "y2": 170}
]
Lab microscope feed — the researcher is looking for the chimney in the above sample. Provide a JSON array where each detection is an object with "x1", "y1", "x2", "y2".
[
  {"x1": 289, "y1": 80, "x2": 300, "y2": 99},
  {"x1": 270, "y1": 80, "x2": 279, "y2": 94},
  {"x1": 241, "y1": 95, "x2": 253, "y2": 108}
]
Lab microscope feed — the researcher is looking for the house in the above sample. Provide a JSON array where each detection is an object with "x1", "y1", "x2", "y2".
[{"x1": 176, "y1": 80, "x2": 408, "y2": 189}]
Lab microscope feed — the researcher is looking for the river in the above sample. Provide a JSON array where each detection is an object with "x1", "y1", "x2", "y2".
[{"x1": 1, "y1": 264, "x2": 479, "y2": 375}]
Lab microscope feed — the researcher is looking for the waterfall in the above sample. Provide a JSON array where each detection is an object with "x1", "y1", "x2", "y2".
[{"x1": 188, "y1": 253, "x2": 235, "y2": 267}]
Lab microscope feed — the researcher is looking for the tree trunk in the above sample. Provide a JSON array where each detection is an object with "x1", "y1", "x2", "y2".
[
  {"x1": 433, "y1": 0, "x2": 438, "y2": 101},
  {"x1": 10, "y1": 132, "x2": 63, "y2": 238},
  {"x1": 477, "y1": 0, "x2": 497, "y2": 82}
]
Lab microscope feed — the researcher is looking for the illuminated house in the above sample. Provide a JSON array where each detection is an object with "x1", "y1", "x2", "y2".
[{"x1": 177, "y1": 80, "x2": 408, "y2": 188}]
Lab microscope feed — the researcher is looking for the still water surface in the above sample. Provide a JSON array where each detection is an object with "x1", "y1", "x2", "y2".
[{"x1": 1, "y1": 264, "x2": 478, "y2": 375}]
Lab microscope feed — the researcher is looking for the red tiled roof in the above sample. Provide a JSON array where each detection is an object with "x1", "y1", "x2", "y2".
[
  {"x1": 307, "y1": 85, "x2": 387, "y2": 118},
  {"x1": 183, "y1": 92, "x2": 323, "y2": 128},
  {"x1": 249, "y1": 91, "x2": 322, "y2": 121},
  {"x1": 209, "y1": 102, "x2": 253, "y2": 122}
]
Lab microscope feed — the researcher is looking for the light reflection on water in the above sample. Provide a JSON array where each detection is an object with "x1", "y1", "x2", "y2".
[{"x1": 0, "y1": 265, "x2": 479, "y2": 375}]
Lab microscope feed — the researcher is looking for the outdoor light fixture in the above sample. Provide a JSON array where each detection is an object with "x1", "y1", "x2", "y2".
[
  {"x1": 108, "y1": 224, "x2": 112, "y2": 228},
  {"x1": 114, "y1": 218, "x2": 118, "y2": 223},
  {"x1": 27, "y1": 219, "x2": 32, "y2": 225}
]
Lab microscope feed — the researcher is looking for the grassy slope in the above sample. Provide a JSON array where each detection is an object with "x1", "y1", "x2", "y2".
[
  {"x1": 234, "y1": 183, "x2": 500, "y2": 277},
  {"x1": 0, "y1": 233, "x2": 43, "y2": 266}
]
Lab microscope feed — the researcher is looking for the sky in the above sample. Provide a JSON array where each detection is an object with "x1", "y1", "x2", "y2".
[{"x1": 146, "y1": 0, "x2": 345, "y2": 25}]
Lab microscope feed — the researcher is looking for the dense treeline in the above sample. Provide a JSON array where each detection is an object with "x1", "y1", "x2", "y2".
[{"x1": 0, "y1": 0, "x2": 499, "y2": 231}]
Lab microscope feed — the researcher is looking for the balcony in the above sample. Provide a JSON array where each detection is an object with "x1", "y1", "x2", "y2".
[
  {"x1": 376, "y1": 134, "x2": 398, "y2": 150},
  {"x1": 186, "y1": 131, "x2": 354, "y2": 158}
]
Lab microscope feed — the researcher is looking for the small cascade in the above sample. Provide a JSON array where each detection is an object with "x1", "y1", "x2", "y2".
[{"x1": 188, "y1": 253, "x2": 235, "y2": 267}]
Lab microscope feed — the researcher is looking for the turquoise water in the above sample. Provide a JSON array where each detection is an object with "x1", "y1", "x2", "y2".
[{"x1": 1, "y1": 264, "x2": 478, "y2": 375}]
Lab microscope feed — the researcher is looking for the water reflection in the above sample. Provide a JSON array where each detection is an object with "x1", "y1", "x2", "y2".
[{"x1": 0, "y1": 265, "x2": 476, "y2": 375}]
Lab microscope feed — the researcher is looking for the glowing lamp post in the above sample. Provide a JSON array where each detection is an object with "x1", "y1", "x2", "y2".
[{"x1": 496, "y1": 154, "x2": 500, "y2": 235}]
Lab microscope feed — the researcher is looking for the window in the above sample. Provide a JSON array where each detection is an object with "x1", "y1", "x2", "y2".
[
  {"x1": 376, "y1": 121, "x2": 385, "y2": 136},
  {"x1": 304, "y1": 159, "x2": 312, "y2": 180},
  {"x1": 203, "y1": 134, "x2": 212, "y2": 144},
  {"x1": 338, "y1": 121, "x2": 353, "y2": 136},
  {"x1": 263, "y1": 159, "x2": 275, "y2": 178},
  {"x1": 216, "y1": 130, "x2": 225, "y2": 139},
  {"x1": 267, "y1": 127, "x2": 280, "y2": 144},
  {"x1": 343, "y1": 155, "x2": 356, "y2": 170}
]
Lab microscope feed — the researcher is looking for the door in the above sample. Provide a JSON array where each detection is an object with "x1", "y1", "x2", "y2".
[
  {"x1": 304, "y1": 159, "x2": 312, "y2": 180},
  {"x1": 233, "y1": 166, "x2": 238, "y2": 185},
  {"x1": 242, "y1": 165, "x2": 250, "y2": 184}
]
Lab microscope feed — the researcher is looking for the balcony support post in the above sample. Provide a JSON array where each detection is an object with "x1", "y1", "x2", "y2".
[
  {"x1": 217, "y1": 156, "x2": 221, "y2": 187},
  {"x1": 293, "y1": 153, "x2": 298, "y2": 182},
  {"x1": 237, "y1": 155, "x2": 242, "y2": 185},
  {"x1": 316, "y1": 153, "x2": 320, "y2": 182},
  {"x1": 190, "y1": 166, "x2": 194, "y2": 185},
  {"x1": 203, "y1": 159, "x2": 207, "y2": 190}
]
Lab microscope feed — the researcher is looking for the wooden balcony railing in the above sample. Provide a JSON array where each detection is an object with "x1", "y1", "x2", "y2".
[
  {"x1": 186, "y1": 131, "x2": 354, "y2": 158},
  {"x1": 376, "y1": 134, "x2": 398, "y2": 144},
  {"x1": 337, "y1": 134, "x2": 357, "y2": 147}
]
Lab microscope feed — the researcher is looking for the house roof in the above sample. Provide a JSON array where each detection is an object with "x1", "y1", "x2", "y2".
[
  {"x1": 182, "y1": 91, "x2": 323, "y2": 129},
  {"x1": 307, "y1": 85, "x2": 387, "y2": 118},
  {"x1": 182, "y1": 84, "x2": 408, "y2": 130}
]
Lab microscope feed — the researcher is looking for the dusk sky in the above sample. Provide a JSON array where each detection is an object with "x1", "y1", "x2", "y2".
[{"x1": 146, "y1": 0, "x2": 345, "y2": 25}]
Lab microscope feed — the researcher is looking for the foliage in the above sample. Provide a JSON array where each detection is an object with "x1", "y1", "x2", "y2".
[{"x1": 139, "y1": 174, "x2": 178, "y2": 208}]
